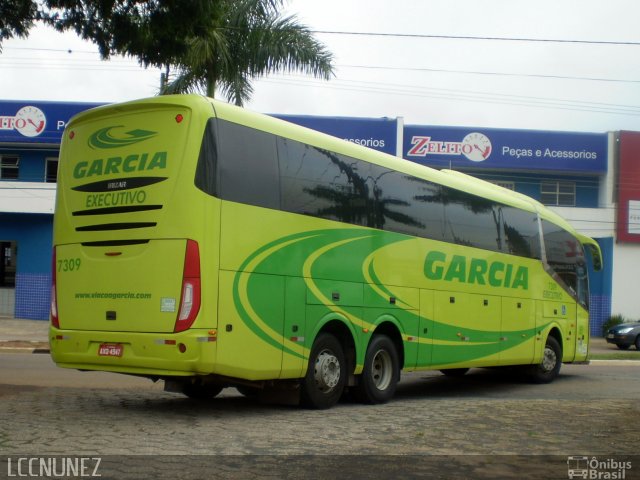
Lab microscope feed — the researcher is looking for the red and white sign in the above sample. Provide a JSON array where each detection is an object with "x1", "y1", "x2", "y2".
[
  {"x1": 407, "y1": 132, "x2": 493, "y2": 162},
  {"x1": 0, "y1": 106, "x2": 47, "y2": 138}
]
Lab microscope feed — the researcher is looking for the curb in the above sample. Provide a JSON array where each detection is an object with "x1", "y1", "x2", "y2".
[
  {"x1": 0, "y1": 346, "x2": 50, "y2": 354},
  {"x1": 0, "y1": 342, "x2": 50, "y2": 354},
  {"x1": 589, "y1": 359, "x2": 640, "y2": 366}
]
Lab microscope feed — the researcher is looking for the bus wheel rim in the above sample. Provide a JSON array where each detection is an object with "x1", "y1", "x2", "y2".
[
  {"x1": 371, "y1": 349, "x2": 393, "y2": 390},
  {"x1": 314, "y1": 350, "x2": 341, "y2": 392},
  {"x1": 541, "y1": 346, "x2": 557, "y2": 372}
]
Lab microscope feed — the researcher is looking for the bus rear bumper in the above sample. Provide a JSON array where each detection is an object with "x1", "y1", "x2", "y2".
[{"x1": 49, "y1": 327, "x2": 218, "y2": 378}]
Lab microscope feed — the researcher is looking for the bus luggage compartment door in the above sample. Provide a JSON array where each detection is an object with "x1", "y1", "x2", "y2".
[{"x1": 55, "y1": 239, "x2": 189, "y2": 333}]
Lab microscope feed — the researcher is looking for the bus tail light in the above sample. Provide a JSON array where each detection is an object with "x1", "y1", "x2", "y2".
[
  {"x1": 174, "y1": 240, "x2": 201, "y2": 333},
  {"x1": 51, "y1": 249, "x2": 60, "y2": 328}
]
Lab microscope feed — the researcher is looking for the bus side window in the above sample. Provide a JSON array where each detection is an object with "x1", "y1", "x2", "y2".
[
  {"x1": 501, "y1": 207, "x2": 541, "y2": 260},
  {"x1": 442, "y1": 188, "x2": 505, "y2": 253},
  {"x1": 542, "y1": 220, "x2": 586, "y2": 303},
  {"x1": 278, "y1": 138, "x2": 373, "y2": 226},
  {"x1": 278, "y1": 137, "x2": 339, "y2": 219},
  {"x1": 217, "y1": 120, "x2": 280, "y2": 210}
]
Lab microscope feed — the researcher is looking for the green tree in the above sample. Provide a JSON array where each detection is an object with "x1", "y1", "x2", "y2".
[
  {"x1": 1, "y1": 1, "x2": 224, "y2": 64},
  {"x1": 0, "y1": 0, "x2": 38, "y2": 52},
  {"x1": 1, "y1": 1, "x2": 333, "y2": 105},
  {"x1": 162, "y1": 0, "x2": 334, "y2": 106},
  {"x1": 42, "y1": 0, "x2": 217, "y2": 66}
]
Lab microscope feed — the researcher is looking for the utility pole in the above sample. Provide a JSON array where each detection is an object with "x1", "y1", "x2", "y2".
[{"x1": 159, "y1": 65, "x2": 170, "y2": 94}]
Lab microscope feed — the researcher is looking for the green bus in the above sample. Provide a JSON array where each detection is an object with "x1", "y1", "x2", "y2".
[{"x1": 50, "y1": 94, "x2": 602, "y2": 408}]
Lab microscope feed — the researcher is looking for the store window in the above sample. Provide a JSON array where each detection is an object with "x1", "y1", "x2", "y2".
[
  {"x1": 0, "y1": 156, "x2": 19, "y2": 180},
  {"x1": 541, "y1": 181, "x2": 575, "y2": 206},
  {"x1": 490, "y1": 181, "x2": 515, "y2": 191},
  {"x1": 45, "y1": 158, "x2": 59, "y2": 183}
]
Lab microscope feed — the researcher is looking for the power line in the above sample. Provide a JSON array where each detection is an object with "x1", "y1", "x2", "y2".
[
  {"x1": 3, "y1": 42, "x2": 640, "y2": 121},
  {"x1": 5, "y1": 29, "x2": 638, "y2": 47},
  {"x1": 337, "y1": 64, "x2": 640, "y2": 84},
  {"x1": 263, "y1": 75, "x2": 640, "y2": 117},
  {"x1": 312, "y1": 30, "x2": 640, "y2": 46},
  {"x1": 335, "y1": 76, "x2": 640, "y2": 112},
  {"x1": 2, "y1": 46, "x2": 98, "y2": 54},
  {"x1": 4, "y1": 45, "x2": 639, "y2": 85}
]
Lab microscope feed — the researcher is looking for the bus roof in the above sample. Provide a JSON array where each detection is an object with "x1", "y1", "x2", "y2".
[{"x1": 65, "y1": 94, "x2": 596, "y2": 252}]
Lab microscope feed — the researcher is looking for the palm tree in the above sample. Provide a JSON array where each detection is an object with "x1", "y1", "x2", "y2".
[{"x1": 162, "y1": 0, "x2": 334, "y2": 105}]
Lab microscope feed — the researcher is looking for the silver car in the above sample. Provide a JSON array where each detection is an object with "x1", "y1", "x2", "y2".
[{"x1": 606, "y1": 321, "x2": 640, "y2": 350}]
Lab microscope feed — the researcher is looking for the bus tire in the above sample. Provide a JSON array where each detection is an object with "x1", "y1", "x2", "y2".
[
  {"x1": 529, "y1": 336, "x2": 562, "y2": 384},
  {"x1": 354, "y1": 334, "x2": 400, "y2": 404},
  {"x1": 301, "y1": 333, "x2": 347, "y2": 409}
]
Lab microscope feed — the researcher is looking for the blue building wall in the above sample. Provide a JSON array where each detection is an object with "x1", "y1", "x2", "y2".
[
  {"x1": 0, "y1": 213, "x2": 52, "y2": 320},
  {"x1": 18, "y1": 150, "x2": 45, "y2": 182},
  {"x1": 588, "y1": 237, "x2": 614, "y2": 337}
]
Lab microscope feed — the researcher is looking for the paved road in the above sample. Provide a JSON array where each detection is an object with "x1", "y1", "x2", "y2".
[{"x1": 1, "y1": 353, "x2": 639, "y2": 479}]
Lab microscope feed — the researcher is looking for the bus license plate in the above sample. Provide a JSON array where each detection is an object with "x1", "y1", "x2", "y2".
[{"x1": 98, "y1": 343, "x2": 123, "y2": 357}]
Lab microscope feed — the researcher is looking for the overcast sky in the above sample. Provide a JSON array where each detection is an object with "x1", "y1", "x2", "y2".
[{"x1": 1, "y1": 0, "x2": 639, "y2": 133}]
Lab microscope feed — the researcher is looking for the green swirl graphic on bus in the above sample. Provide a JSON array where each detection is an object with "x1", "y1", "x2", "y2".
[{"x1": 88, "y1": 126, "x2": 157, "y2": 149}]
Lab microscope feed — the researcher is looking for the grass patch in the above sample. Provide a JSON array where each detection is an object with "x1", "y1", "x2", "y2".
[{"x1": 590, "y1": 352, "x2": 640, "y2": 361}]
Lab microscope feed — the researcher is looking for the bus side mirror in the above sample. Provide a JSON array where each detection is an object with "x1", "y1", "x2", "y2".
[{"x1": 585, "y1": 243, "x2": 602, "y2": 271}]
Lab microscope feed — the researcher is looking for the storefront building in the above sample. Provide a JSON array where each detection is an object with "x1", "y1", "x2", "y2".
[
  {"x1": 1, "y1": 98, "x2": 636, "y2": 337},
  {"x1": 0, "y1": 101, "x2": 100, "y2": 319},
  {"x1": 401, "y1": 125, "x2": 616, "y2": 335}
]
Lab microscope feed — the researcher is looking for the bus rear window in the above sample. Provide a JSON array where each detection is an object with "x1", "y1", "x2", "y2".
[{"x1": 195, "y1": 118, "x2": 218, "y2": 196}]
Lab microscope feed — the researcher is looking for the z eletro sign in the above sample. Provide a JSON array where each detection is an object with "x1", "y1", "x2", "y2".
[
  {"x1": 0, "y1": 101, "x2": 103, "y2": 144},
  {"x1": 403, "y1": 125, "x2": 608, "y2": 173},
  {"x1": 0, "y1": 106, "x2": 47, "y2": 137}
]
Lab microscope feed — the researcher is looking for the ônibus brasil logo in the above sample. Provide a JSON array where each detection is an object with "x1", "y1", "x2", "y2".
[
  {"x1": 88, "y1": 126, "x2": 157, "y2": 149},
  {"x1": 408, "y1": 132, "x2": 493, "y2": 162}
]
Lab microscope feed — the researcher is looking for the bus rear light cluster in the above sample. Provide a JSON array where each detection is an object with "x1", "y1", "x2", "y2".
[
  {"x1": 174, "y1": 240, "x2": 201, "y2": 333},
  {"x1": 50, "y1": 249, "x2": 60, "y2": 328}
]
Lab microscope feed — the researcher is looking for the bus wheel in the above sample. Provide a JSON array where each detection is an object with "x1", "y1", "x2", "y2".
[
  {"x1": 354, "y1": 335, "x2": 400, "y2": 404},
  {"x1": 529, "y1": 336, "x2": 562, "y2": 384},
  {"x1": 182, "y1": 381, "x2": 223, "y2": 399},
  {"x1": 301, "y1": 333, "x2": 346, "y2": 409}
]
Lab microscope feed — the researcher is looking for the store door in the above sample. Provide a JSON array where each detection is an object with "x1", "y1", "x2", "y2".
[{"x1": 0, "y1": 241, "x2": 17, "y2": 317}]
